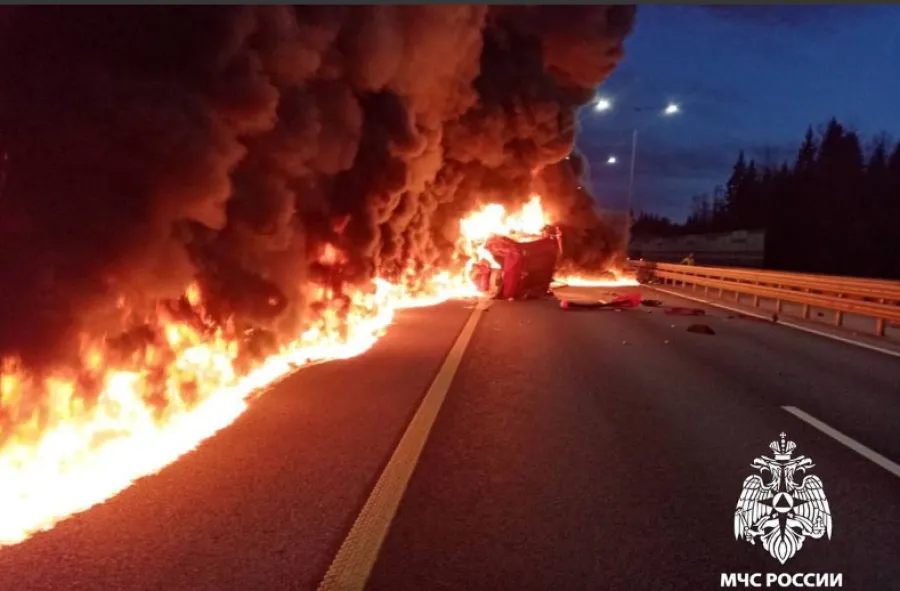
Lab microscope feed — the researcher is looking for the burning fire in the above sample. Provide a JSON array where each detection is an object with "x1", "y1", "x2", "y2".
[
  {"x1": 458, "y1": 194, "x2": 551, "y2": 276},
  {"x1": 0, "y1": 194, "x2": 634, "y2": 547},
  {"x1": 554, "y1": 271, "x2": 639, "y2": 288},
  {"x1": 459, "y1": 194, "x2": 549, "y2": 245}
]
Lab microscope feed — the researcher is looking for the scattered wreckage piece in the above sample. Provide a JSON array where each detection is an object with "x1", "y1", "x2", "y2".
[
  {"x1": 686, "y1": 323, "x2": 716, "y2": 335},
  {"x1": 640, "y1": 299, "x2": 663, "y2": 307},
  {"x1": 559, "y1": 292, "x2": 642, "y2": 311}
]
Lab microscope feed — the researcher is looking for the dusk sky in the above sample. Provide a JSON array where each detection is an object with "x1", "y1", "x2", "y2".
[{"x1": 576, "y1": 5, "x2": 900, "y2": 222}]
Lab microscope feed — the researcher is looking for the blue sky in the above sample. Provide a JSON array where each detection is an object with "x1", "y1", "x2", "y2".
[{"x1": 576, "y1": 5, "x2": 900, "y2": 222}]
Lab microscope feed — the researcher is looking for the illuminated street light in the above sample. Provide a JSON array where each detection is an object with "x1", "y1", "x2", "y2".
[
  {"x1": 594, "y1": 97, "x2": 612, "y2": 112},
  {"x1": 587, "y1": 98, "x2": 683, "y2": 251}
]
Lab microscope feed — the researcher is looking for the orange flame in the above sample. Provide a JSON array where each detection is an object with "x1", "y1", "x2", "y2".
[
  {"x1": 554, "y1": 270, "x2": 639, "y2": 288},
  {"x1": 0, "y1": 194, "x2": 633, "y2": 547},
  {"x1": 457, "y1": 194, "x2": 551, "y2": 282}
]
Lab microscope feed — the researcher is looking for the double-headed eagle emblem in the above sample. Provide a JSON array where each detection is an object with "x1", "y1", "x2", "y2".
[{"x1": 734, "y1": 432, "x2": 832, "y2": 564}]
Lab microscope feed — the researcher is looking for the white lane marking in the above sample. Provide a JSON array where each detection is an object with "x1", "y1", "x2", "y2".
[
  {"x1": 783, "y1": 406, "x2": 900, "y2": 479},
  {"x1": 317, "y1": 298, "x2": 490, "y2": 591},
  {"x1": 649, "y1": 285, "x2": 900, "y2": 359}
]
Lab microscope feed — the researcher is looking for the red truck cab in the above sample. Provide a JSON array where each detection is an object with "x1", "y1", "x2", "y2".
[{"x1": 480, "y1": 225, "x2": 562, "y2": 300}]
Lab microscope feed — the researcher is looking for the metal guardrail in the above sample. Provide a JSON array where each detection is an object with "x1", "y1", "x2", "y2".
[{"x1": 629, "y1": 261, "x2": 900, "y2": 337}]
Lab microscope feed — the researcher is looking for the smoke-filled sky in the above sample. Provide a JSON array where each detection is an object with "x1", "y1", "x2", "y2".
[
  {"x1": 577, "y1": 5, "x2": 900, "y2": 222},
  {"x1": 0, "y1": 6, "x2": 635, "y2": 369}
]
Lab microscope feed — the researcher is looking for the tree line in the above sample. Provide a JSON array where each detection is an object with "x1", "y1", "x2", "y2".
[{"x1": 631, "y1": 118, "x2": 900, "y2": 278}]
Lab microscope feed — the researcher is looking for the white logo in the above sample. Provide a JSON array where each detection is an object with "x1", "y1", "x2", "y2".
[{"x1": 734, "y1": 432, "x2": 833, "y2": 564}]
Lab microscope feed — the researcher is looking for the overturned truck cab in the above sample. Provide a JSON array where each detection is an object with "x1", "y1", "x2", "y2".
[{"x1": 472, "y1": 225, "x2": 562, "y2": 300}]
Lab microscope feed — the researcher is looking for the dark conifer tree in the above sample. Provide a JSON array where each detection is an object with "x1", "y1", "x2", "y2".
[{"x1": 634, "y1": 119, "x2": 899, "y2": 278}]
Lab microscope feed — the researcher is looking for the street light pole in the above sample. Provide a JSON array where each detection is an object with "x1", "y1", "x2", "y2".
[
  {"x1": 585, "y1": 98, "x2": 679, "y2": 254},
  {"x1": 625, "y1": 128, "x2": 638, "y2": 252}
]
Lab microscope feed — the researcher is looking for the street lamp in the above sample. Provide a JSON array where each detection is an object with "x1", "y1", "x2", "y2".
[
  {"x1": 627, "y1": 102, "x2": 681, "y2": 220},
  {"x1": 594, "y1": 97, "x2": 612, "y2": 112},
  {"x1": 591, "y1": 100, "x2": 681, "y2": 250}
]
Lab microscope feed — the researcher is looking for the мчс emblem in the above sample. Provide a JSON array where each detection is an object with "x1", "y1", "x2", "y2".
[{"x1": 734, "y1": 432, "x2": 833, "y2": 564}]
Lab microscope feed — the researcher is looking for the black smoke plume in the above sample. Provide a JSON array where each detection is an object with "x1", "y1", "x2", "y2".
[{"x1": 0, "y1": 6, "x2": 635, "y2": 369}]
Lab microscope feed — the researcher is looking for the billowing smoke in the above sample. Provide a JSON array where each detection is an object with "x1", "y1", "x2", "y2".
[{"x1": 0, "y1": 6, "x2": 635, "y2": 369}]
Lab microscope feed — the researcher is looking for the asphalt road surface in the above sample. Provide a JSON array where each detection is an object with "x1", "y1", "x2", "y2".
[{"x1": 1, "y1": 286, "x2": 898, "y2": 590}]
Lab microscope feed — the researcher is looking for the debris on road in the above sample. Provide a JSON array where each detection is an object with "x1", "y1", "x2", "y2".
[
  {"x1": 559, "y1": 299, "x2": 616, "y2": 310},
  {"x1": 558, "y1": 291, "x2": 642, "y2": 311},
  {"x1": 663, "y1": 306, "x2": 706, "y2": 316},
  {"x1": 612, "y1": 292, "x2": 642, "y2": 308},
  {"x1": 640, "y1": 299, "x2": 663, "y2": 307},
  {"x1": 686, "y1": 323, "x2": 716, "y2": 335}
]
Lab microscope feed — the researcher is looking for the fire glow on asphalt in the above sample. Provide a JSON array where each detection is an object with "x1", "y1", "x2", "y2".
[{"x1": 0, "y1": 195, "x2": 636, "y2": 548}]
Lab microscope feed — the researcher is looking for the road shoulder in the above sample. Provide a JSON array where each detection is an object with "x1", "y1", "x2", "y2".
[{"x1": 648, "y1": 283, "x2": 900, "y2": 358}]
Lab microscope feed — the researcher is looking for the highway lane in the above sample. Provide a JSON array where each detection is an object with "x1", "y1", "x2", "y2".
[
  {"x1": 1, "y1": 287, "x2": 898, "y2": 590},
  {"x1": 0, "y1": 302, "x2": 474, "y2": 591},
  {"x1": 632, "y1": 285, "x2": 900, "y2": 463},
  {"x1": 367, "y1": 287, "x2": 900, "y2": 590}
]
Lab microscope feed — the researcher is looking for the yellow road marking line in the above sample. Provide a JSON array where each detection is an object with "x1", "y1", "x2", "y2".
[{"x1": 317, "y1": 299, "x2": 490, "y2": 591}]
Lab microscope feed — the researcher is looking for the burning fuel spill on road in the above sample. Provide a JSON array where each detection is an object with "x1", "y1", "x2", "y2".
[{"x1": 0, "y1": 6, "x2": 636, "y2": 545}]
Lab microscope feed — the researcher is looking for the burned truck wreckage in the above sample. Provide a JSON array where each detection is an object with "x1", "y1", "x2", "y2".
[{"x1": 471, "y1": 225, "x2": 563, "y2": 300}]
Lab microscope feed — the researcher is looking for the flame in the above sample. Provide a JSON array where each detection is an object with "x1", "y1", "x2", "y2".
[
  {"x1": 318, "y1": 243, "x2": 347, "y2": 266},
  {"x1": 457, "y1": 194, "x2": 551, "y2": 282},
  {"x1": 554, "y1": 270, "x2": 639, "y2": 288},
  {"x1": 0, "y1": 193, "x2": 629, "y2": 547},
  {"x1": 458, "y1": 194, "x2": 548, "y2": 245}
]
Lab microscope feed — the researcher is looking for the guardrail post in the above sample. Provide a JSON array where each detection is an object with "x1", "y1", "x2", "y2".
[
  {"x1": 775, "y1": 299, "x2": 783, "y2": 313},
  {"x1": 752, "y1": 294, "x2": 759, "y2": 307},
  {"x1": 875, "y1": 298, "x2": 886, "y2": 336},
  {"x1": 801, "y1": 288, "x2": 810, "y2": 319},
  {"x1": 834, "y1": 292, "x2": 844, "y2": 327},
  {"x1": 704, "y1": 285, "x2": 709, "y2": 296}
]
